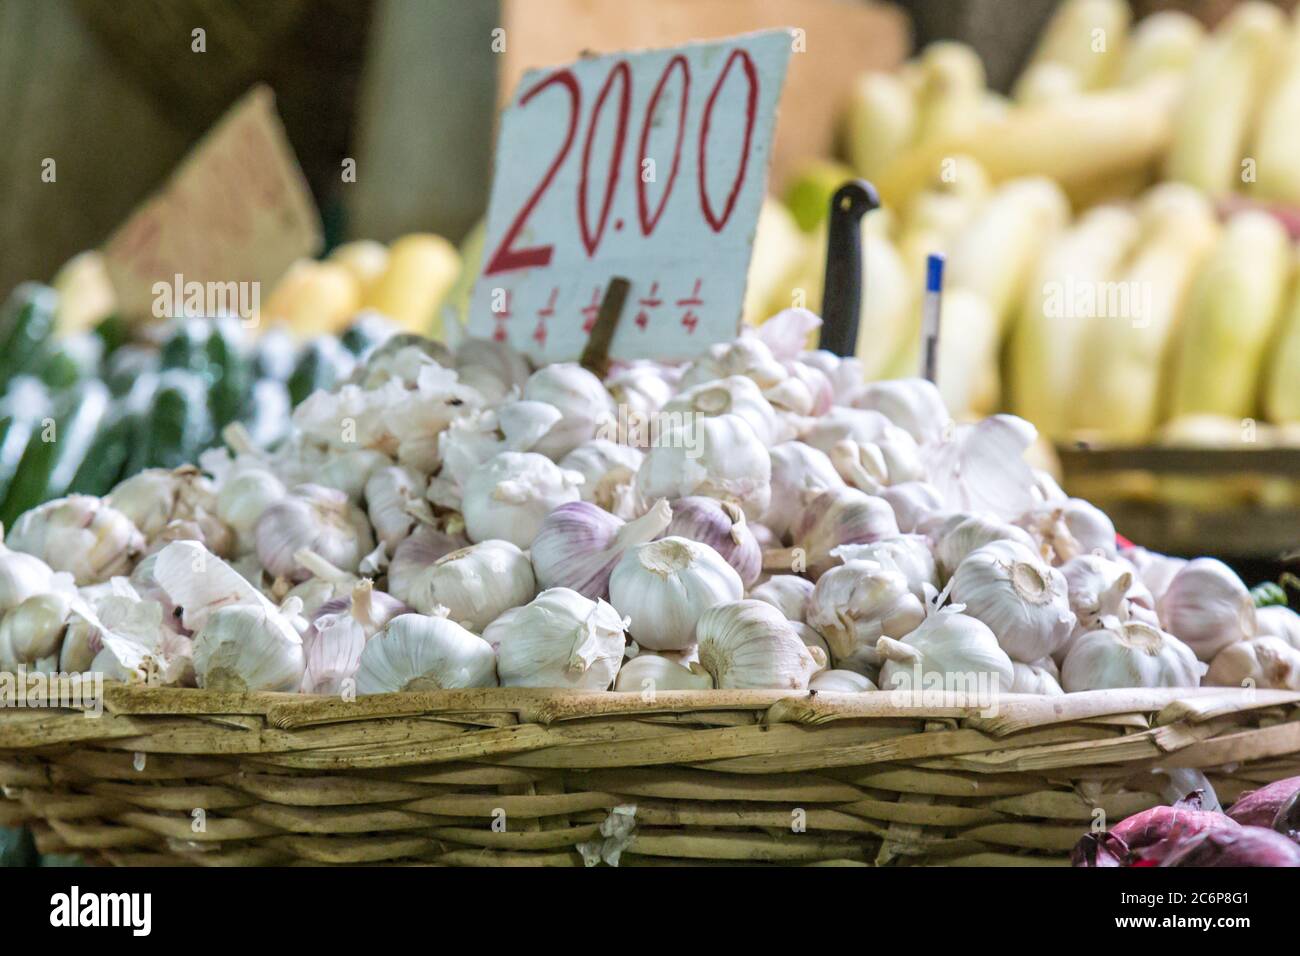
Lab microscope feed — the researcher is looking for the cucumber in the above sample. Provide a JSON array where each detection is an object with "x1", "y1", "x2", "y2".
[
  {"x1": 287, "y1": 336, "x2": 355, "y2": 406},
  {"x1": 205, "y1": 315, "x2": 252, "y2": 429},
  {"x1": 340, "y1": 313, "x2": 395, "y2": 357},
  {"x1": 0, "y1": 377, "x2": 50, "y2": 508},
  {"x1": 241, "y1": 378, "x2": 292, "y2": 449},
  {"x1": 104, "y1": 344, "x2": 160, "y2": 397},
  {"x1": 71, "y1": 376, "x2": 158, "y2": 496},
  {"x1": 38, "y1": 332, "x2": 104, "y2": 390},
  {"x1": 251, "y1": 328, "x2": 297, "y2": 382},
  {"x1": 0, "y1": 283, "x2": 58, "y2": 392},
  {"x1": 158, "y1": 317, "x2": 212, "y2": 378},
  {"x1": 0, "y1": 380, "x2": 110, "y2": 526},
  {"x1": 136, "y1": 369, "x2": 212, "y2": 471},
  {"x1": 92, "y1": 313, "x2": 131, "y2": 357}
]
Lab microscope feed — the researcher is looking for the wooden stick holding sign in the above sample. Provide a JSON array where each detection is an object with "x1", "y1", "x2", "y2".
[
  {"x1": 579, "y1": 278, "x2": 631, "y2": 377},
  {"x1": 817, "y1": 179, "x2": 879, "y2": 358}
]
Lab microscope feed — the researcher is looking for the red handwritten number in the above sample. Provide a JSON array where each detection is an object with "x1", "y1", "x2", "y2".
[
  {"x1": 636, "y1": 55, "x2": 690, "y2": 236},
  {"x1": 698, "y1": 49, "x2": 758, "y2": 233},
  {"x1": 578, "y1": 62, "x2": 632, "y2": 257},
  {"x1": 484, "y1": 70, "x2": 581, "y2": 276}
]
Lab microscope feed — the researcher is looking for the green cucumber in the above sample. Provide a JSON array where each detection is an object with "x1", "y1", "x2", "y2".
[
  {"x1": 252, "y1": 328, "x2": 297, "y2": 382},
  {"x1": 38, "y1": 333, "x2": 104, "y2": 390},
  {"x1": 158, "y1": 317, "x2": 212, "y2": 378},
  {"x1": 137, "y1": 369, "x2": 212, "y2": 471},
  {"x1": 287, "y1": 336, "x2": 354, "y2": 407},
  {"x1": 205, "y1": 315, "x2": 252, "y2": 429},
  {"x1": 340, "y1": 313, "x2": 395, "y2": 357},
  {"x1": 0, "y1": 377, "x2": 50, "y2": 508},
  {"x1": 0, "y1": 283, "x2": 58, "y2": 392},
  {"x1": 104, "y1": 345, "x2": 161, "y2": 397},
  {"x1": 92, "y1": 313, "x2": 131, "y2": 358},
  {"x1": 241, "y1": 378, "x2": 292, "y2": 449},
  {"x1": 72, "y1": 376, "x2": 158, "y2": 496}
]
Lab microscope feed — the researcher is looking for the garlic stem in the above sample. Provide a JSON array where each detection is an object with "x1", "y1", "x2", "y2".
[
  {"x1": 875, "y1": 635, "x2": 922, "y2": 665},
  {"x1": 294, "y1": 548, "x2": 354, "y2": 583},
  {"x1": 351, "y1": 579, "x2": 376, "y2": 631},
  {"x1": 612, "y1": 498, "x2": 673, "y2": 550}
]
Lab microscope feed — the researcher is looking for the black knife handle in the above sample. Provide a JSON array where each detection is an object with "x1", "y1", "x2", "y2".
[{"x1": 818, "y1": 179, "x2": 880, "y2": 358}]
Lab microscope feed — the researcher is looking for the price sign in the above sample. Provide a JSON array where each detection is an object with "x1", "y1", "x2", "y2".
[
  {"x1": 102, "y1": 85, "x2": 322, "y2": 319},
  {"x1": 469, "y1": 30, "x2": 793, "y2": 362}
]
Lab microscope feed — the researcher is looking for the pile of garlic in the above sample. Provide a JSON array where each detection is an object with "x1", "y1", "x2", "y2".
[{"x1": 1, "y1": 312, "x2": 1296, "y2": 699}]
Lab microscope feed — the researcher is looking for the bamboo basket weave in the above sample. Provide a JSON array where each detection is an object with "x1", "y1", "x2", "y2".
[{"x1": 2, "y1": 684, "x2": 1299, "y2": 866}]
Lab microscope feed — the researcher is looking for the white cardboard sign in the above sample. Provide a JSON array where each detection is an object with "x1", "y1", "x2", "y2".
[{"x1": 469, "y1": 30, "x2": 793, "y2": 362}]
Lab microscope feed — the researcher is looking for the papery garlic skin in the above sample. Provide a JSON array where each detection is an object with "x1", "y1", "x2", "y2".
[
  {"x1": 1017, "y1": 497, "x2": 1117, "y2": 564},
  {"x1": 635, "y1": 414, "x2": 771, "y2": 520},
  {"x1": 613, "y1": 653, "x2": 714, "y2": 692},
  {"x1": 662, "y1": 375, "x2": 782, "y2": 446},
  {"x1": 355, "y1": 612, "x2": 498, "y2": 693},
  {"x1": 933, "y1": 513, "x2": 1038, "y2": 579},
  {"x1": 1257, "y1": 605, "x2": 1300, "y2": 651},
  {"x1": 949, "y1": 540, "x2": 1075, "y2": 663},
  {"x1": 560, "y1": 439, "x2": 644, "y2": 519},
  {"x1": 832, "y1": 536, "x2": 937, "y2": 598},
  {"x1": 531, "y1": 499, "x2": 672, "y2": 600},
  {"x1": 1010, "y1": 658, "x2": 1064, "y2": 695},
  {"x1": 609, "y1": 536, "x2": 743, "y2": 650},
  {"x1": 748, "y1": 575, "x2": 815, "y2": 623},
  {"x1": 696, "y1": 600, "x2": 822, "y2": 690},
  {"x1": 876, "y1": 610, "x2": 1014, "y2": 696},
  {"x1": 8, "y1": 495, "x2": 145, "y2": 585},
  {"x1": 108, "y1": 466, "x2": 231, "y2": 554},
  {"x1": 302, "y1": 580, "x2": 408, "y2": 694},
  {"x1": 809, "y1": 669, "x2": 878, "y2": 692},
  {"x1": 1060, "y1": 620, "x2": 1203, "y2": 692},
  {"x1": 664, "y1": 496, "x2": 761, "y2": 587},
  {"x1": 1059, "y1": 554, "x2": 1157, "y2": 637},
  {"x1": 255, "y1": 484, "x2": 375, "y2": 582},
  {"x1": 216, "y1": 468, "x2": 287, "y2": 554},
  {"x1": 522, "y1": 363, "x2": 617, "y2": 459},
  {"x1": 461, "y1": 451, "x2": 583, "y2": 548},
  {"x1": 387, "y1": 526, "x2": 468, "y2": 608},
  {"x1": 764, "y1": 441, "x2": 844, "y2": 539},
  {"x1": 364, "y1": 465, "x2": 429, "y2": 550},
  {"x1": 880, "y1": 482, "x2": 945, "y2": 534},
  {"x1": 1157, "y1": 558, "x2": 1257, "y2": 662},
  {"x1": 489, "y1": 588, "x2": 627, "y2": 689},
  {"x1": 807, "y1": 560, "x2": 924, "y2": 662},
  {"x1": 1206, "y1": 636, "x2": 1300, "y2": 691},
  {"x1": 404, "y1": 540, "x2": 535, "y2": 631},
  {"x1": 846, "y1": 378, "x2": 953, "y2": 447},
  {"x1": 786, "y1": 487, "x2": 900, "y2": 579},
  {"x1": 191, "y1": 603, "x2": 306, "y2": 693}
]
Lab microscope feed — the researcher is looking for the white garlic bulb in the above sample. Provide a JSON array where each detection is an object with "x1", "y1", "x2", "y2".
[
  {"x1": 398, "y1": 539, "x2": 535, "y2": 630},
  {"x1": 8, "y1": 495, "x2": 144, "y2": 585},
  {"x1": 782, "y1": 486, "x2": 900, "y2": 579},
  {"x1": 846, "y1": 377, "x2": 952, "y2": 446},
  {"x1": 0, "y1": 529, "x2": 56, "y2": 612},
  {"x1": 1257, "y1": 605, "x2": 1300, "y2": 651},
  {"x1": 696, "y1": 600, "x2": 823, "y2": 690},
  {"x1": 809, "y1": 669, "x2": 877, "y2": 693},
  {"x1": 1017, "y1": 497, "x2": 1117, "y2": 564},
  {"x1": 662, "y1": 375, "x2": 782, "y2": 446},
  {"x1": 522, "y1": 363, "x2": 617, "y2": 459},
  {"x1": 1059, "y1": 554, "x2": 1156, "y2": 636},
  {"x1": 454, "y1": 337, "x2": 531, "y2": 403},
  {"x1": 605, "y1": 363, "x2": 676, "y2": 444},
  {"x1": 748, "y1": 574, "x2": 815, "y2": 623},
  {"x1": 387, "y1": 526, "x2": 468, "y2": 607},
  {"x1": 664, "y1": 496, "x2": 761, "y2": 586},
  {"x1": 191, "y1": 601, "x2": 306, "y2": 692},
  {"x1": 934, "y1": 513, "x2": 1038, "y2": 579},
  {"x1": 461, "y1": 451, "x2": 583, "y2": 548},
  {"x1": 792, "y1": 622, "x2": 832, "y2": 672},
  {"x1": 489, "y1": 588, "x2": 627, "y2": 689},
  {"x1": 302, "y1": 579, "x2": 407, "y2": 694},
  {"x1": 949, "y1": 540, "x2": 1075, "y2": 663},
  {"x1": 635, "y1": 413, "x2": 771, "y2": 520},
  {"x1": 609, "y1": 536, "x2": 743, "y2": 650},
  {"x1": 876, "y1": 609, "x2": 1014, "y2": 695},
  {"x1": 108, "y1": 466, "x2": 231, "y2": 555},
  {"x1": 364, "y1": 465, "x2": 429, "y2": 550},
  {"x1": 1123, "y1": 547, "x2": 1186, "y2": 603},
  {"x1": 763, "y1": 441, "x2": 844, "y2": 540},
  {"x1": 613, "y1": 653, "x2": 714, "y2": 692},
  {"x1": 1157, "y1": 558, "x2": 1256, "y2": 662},
  {"x1": 679, "y1": 336, "x2": 786, "y2": 390},
  {"x1": 1206, "y1": 636, "x2": 1300, "y2": 691},
  {"x1": 880, "y1": 481, "x2": 945, "y2": 533},
  {"x1": 799, "y1": 406, "x2": 897, "y2": 456},
  {"x1": 806, "y1": 560, "x2": 925, "y2": 663},
  {"x1": 531, "y1": 499, "x2": 672, "y2": 600},
  {"x1": 560, "y1": 439, "x2": 644, "y2": 519},
  {"x1": 1060, "y1": 619, "x2": 1203, "y2": 692},
  {"x1": 255, "y1": 484, "x2": 374, "y2": 582},
  {"x1": 216, "y1": 468, "x2": 287, "y2": 554},
  {"x1": 832, "y1": 536, "x2": 937, "y2": 598},
  {"x1": 0, "y1": 586, "x2": 75, "y2": 667},
  {"x1": 1010, "y1": 658, "x2": 1064, "y2": 695},
  {"x1": 355, "y1": 612, "x2": 498, "y2": 693}
]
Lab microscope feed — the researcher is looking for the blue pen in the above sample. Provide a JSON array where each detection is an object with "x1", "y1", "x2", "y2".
[{"x1": 921, "y1": 253, "x2": 945, "y2": 384}]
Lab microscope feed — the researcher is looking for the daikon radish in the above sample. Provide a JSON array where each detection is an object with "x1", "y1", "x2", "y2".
[
  {"x1": 1014, "y1": 0, "x2": 1131, "y2": 97},
  {"x1": 262, "y1": 259, "x2": 362, "y2": 338},
  {"x1": 844, "y1": 72, "x2": 917, "y2": 183},
  {"x1": 364, "y1": 233, "x2": 460, "y2": 338},
  {"x1": 1251, "y1": 15, "x2": 1300, "y2": 205},
  {"x1": 945, "y1": 178, "x2": 1071, "y2": 335},
  {"x1": 934, "y1": 288, "x2": 1001, "y2": 418},
  {"x1": 1118, "y1": 10, "x2": 1206, "y2": 85},
  {"x1": 1166, "y1": 211, "x2": 1290, "y2": 420},
  {"x1": 1069, "y1": 184, "x2": 1218, "y2": 441},
  {"x1": 1007, "y1": 205, "x2": 1140, "y2": 440},
  {"x1": 1164, "y1": 2, "x2": 1287, "y2": 196},
  {"x1": 1263, "y1": 251, "x2": 1300, "y2": 424},
  {"x1": 913, "y1": 43, "x2": 986, "y2": 146},
  {"x1": 1015, "y1": 63, "x2": 1083, "y2": 107}
]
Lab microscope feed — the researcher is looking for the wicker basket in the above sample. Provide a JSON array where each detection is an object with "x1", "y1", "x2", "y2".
[{"x1": 2, "y1": 683, "x2": 1298, "y2": 866}]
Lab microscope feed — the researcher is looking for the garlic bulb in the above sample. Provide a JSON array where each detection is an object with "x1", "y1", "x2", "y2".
[
  {"x1": 793, "y1": 622, "x2": 832, "y2": 672},
  {"x1": 396, "y1": 539, "x2": 535, "y2": 630},
  {"x1": 609, "y1": 536, "x2": 743, "y2": 650},
  {"x1": 924, "y1": 415, "x2": 1040, "y2": 522},
  {"x1": 949, "y1": 540, "x2": 1075, "y2": 663},
  {"x1": 880, "y1": 481, "x2": 945, "y2": 533},
  {"x1": 489, "y1": 588, "x2": 627, "y2": 689},
  {"x1": 680, "y1": 336, "x2": 787, "y2": 390},
  {"x1": 778, "y1": 487, "x2": 900, "y2": 579},
  {"x1": 1123, "y1": 547, "x2": 1186, "y2": 603},
  {"x1": 1257, "y1": 605, "x2": 1300, "y2": 651},
  {"x1": 0, "y1": 529, "x2": 56, "y2": 612},
  {"x1": 662, "y1": 375, "x2": 782, "y2": 446},
  {"x1": 800, "y1": 350, "x2": 868, "y2": 402},
  {"x1": 1010, "y1": 658, "x2": 1064, "y2": 695},
  {"x1": 255, "y1": 484, "x2": 374, "y2": 582},
  {"x1": 807, "y1": 560, "x2": 925, "y2": 662},
  {"x1": 454, "y1": 337, "x2": 531, "y2": 403},
  {"x1": 613, "y1": 653, "x2": 714, "y2": 692},
  {"x1": 215, "y1": 468, "x2": 286, "y2": 554},
  {"x1": 363, "y1": 465, "x2": 429, "y2": 550},
  {"x1": 355, "y1": 611, "x2": 498, "y2": 693},
  {"x1": 809, "y1": 669, "x2": 877, "y2": 692},
  {"x1": 846, "y1": 378, "x2": 952, "y2": 446},
  {"x1": 635, "y1": 413, "x2": 771, "y2": 520},
  {"x1": 0, "y1": 586, "x2": 74, "y2": 667},
  {"x1": 1060, "y1": 619, "x2": 1203, "y2": 692},
  {"x1": 1060, "y1": 554, "x2": 1153, "y2": 634},
  {"x1": 302, "y1": 579, "x2": 407, "y2": 694},
  {"x1": 876, "y1": 609, "x2": 1014, "y2": 695},
  {"x1": 1206, "y1": 636, "x2": 1300, "y2": 691},
  {"x1": 1017, "y1": 497, "x2": 1117, "y2": 564},
  {"x1": 696, "y1": 600, "x2": 823, "y2": 689},
  {"x1": 764, "y1": 441, "x2": 844, "y2": 539},
  {"x1": 748, "y1": 574, "x2": 815, "y2": 623},
  {"x1": 934, "y1": 513, "x2": 1037, "y2": 579},
  {"x1": 560, "y1": 439, "x2": 644, "y2": 519},
  {"x1": 461, "y1": 451, "x2": 583, "y2": 548},
  {"x1": 1157, "y1": 558, "x2": 1256, "y2": 662},
  {"x1": 829, "y1": 434, "x2": 925, "y2": 495},
  {"x1": 664, "y1": 496, "x2": 761, "y2": 586},
  {"x1": 522, "y1": 363, "x2": 616, "y2": 459},
  {"x1": 605, "y1": 362, "x2": 676, "y2": 444},
  {"x1": 108, "y1": 466, "x2": 231, "y2": 555},
  {"x1": 387, "y1": 526, "x2": 468, "y2": 607},
  {"x1": 832, "y1": 536, "x2": 937, "y2": 598},
  {"x1": 8, "y1": 495, "x2": 144, "y2": 585},
  {"x1": 531, "y1": 499, "x2": 672, "y2": 600},
  {"x1": 191, "y1": 600, "x2": 306, "y2": 692}
]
